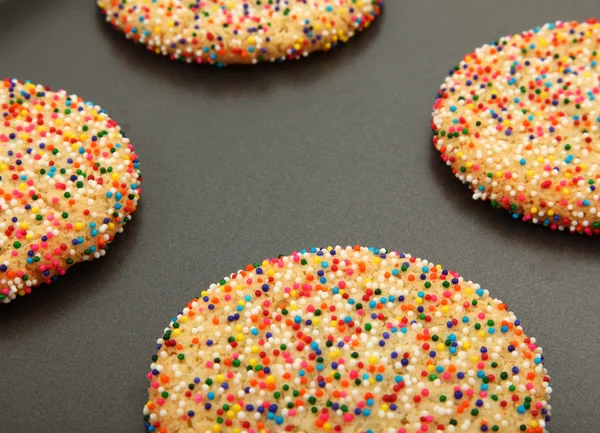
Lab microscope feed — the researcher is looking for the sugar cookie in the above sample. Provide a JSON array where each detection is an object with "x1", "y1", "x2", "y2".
[
  {"x1": 144, "y1": 245, "x2": 551, "y2": 433},
  {"x1": 98, "y1": 0, "x2": 383, "y2": 65},
  {"x1": 433, "y1": 19, "x2": 600, "y2": 234},
  {"x1": 0, "y1": 79, "x2": 141, "y2": 303}
]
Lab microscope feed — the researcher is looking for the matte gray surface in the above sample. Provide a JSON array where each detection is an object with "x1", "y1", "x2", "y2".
[{"x1": 1, "y1": 0, "x2": 599, "y2": 432}]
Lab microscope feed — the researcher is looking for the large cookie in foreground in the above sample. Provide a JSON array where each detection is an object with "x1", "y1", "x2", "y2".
[
  {"x1": 0, "y1": 79, "x2": 141, "y2": 303},
  {"x1": 144, "y1": 245, "x2": 551, "y2": 433},
  {"x1": 432, "y1": 19, "x2": 600, "y2": 234},
  {"x1": 98, "y1": 0, "x2": 383, "y2": 66}
]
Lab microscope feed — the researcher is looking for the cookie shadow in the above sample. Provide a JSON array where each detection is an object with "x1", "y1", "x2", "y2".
[
  {"x1": 0, "y1": 205, "x2": 144, "y2": 329},
  {"x1": 94, "y1": 6, "x2": 385, "y2": 96},
  {"x1": 428, "y1": 146, "x2": 600, "y2": 255}
]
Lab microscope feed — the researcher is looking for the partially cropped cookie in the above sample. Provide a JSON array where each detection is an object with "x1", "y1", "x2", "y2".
[
  {"x1": 0, "y1": 79, "x2": 141, "y2": 303},
  {"x1": 144, "y1": 245, "x2": 551, "y2": 433},
  {"x1": 98, "y1": 0, "x2": 383, "y2": 65},
  {"x1": 432, "y1": 19, "x2": 600, "y2": 234}
]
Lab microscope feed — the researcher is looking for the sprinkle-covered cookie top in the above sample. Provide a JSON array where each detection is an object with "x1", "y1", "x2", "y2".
[
  {"x1": 0, "y1": 79, "x2": 141, "y2": 303},
  {"x1": 432, "y1": 19, "x2": 600, "y2": 234},
  {"x1": 98, "y1": 0, "x2": 383, "y2": 65},
  {"x1": 145, "y1": 246, "x2": 551, "y2": 433}
]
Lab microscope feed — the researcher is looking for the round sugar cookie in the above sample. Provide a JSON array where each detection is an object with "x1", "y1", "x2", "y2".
[
  {"x1": 144, "y1": 245, "x2": 551, "y2": 433},
  {"x1": 432, "y1": 19, "x2": 600, "y2": 234},
  {"x1": 0, "y1": 79, "x2": 141, "y2": 303},
  {"x1": 98, "y1": 0, "x2": 383, "y2": 66}
]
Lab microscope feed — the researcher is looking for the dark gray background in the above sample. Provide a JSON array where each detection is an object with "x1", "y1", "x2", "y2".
[{"x1": 1, "y1": 0, "x2": 599, "y2": 431}]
